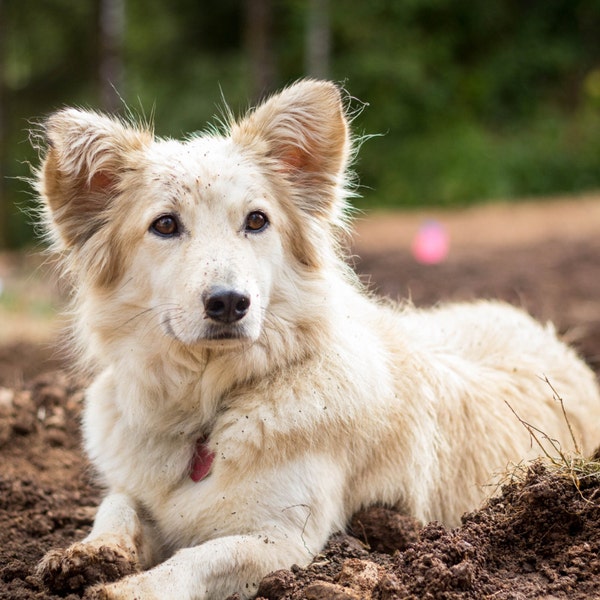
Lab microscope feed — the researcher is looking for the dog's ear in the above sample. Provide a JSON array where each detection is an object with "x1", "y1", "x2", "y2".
[
  {"x1": 39, "y1": 108, "x2": 152, "y2": 249},
  {"x1": 231, "y1": 80, "x2": 350, "y2": 218}
]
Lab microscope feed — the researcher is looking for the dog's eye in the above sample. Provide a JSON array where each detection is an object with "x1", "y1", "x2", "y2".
[
  {"x1": 245, "y1": 211, "x2": 269, "y2": 233},
  {"x1": 150, "y1": 215, "x2": 179, "y2": 237}
]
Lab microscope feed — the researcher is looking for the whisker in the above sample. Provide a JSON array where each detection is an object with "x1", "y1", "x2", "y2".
[{"x1": 112, "y1": 302, "x2": 183, "y2": 341}]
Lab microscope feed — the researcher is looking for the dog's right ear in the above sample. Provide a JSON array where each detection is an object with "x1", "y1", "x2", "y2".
[
  {"x1": 231, "y1": 80, "x2": 350, "y2": 220},
  {"x1": 38, "y1": 108, "x2": 152, "y2": 249}
]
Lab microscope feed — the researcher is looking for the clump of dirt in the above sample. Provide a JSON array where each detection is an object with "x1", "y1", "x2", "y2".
[
  {"x1": 0, "y1": 370, "x2": 85, "y2": 451},
  {"x1": 350, "y1": 507, "x2": 422, "y2": 555},
  {"x1": 254, "y1": 463, "x2": 600, "y2": 600}
]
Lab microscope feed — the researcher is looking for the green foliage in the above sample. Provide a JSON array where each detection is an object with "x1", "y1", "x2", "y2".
[
  {"x1": 331, "y1": 0, "x2": 600, "y2": 208},
  {"x1": 124, "y1": 0, "x2": 250, "y2": 136},
  {"x1": 3, "y1": 0, "x2": 600, "y2": 246},
  {"x1": 354, "y1": 110, "x2": 600, "y2": 209}
]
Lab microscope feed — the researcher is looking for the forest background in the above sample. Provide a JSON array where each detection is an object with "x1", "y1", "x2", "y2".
[{"x1": 2, "y1": 0, "x2": 600, "y2": 248}]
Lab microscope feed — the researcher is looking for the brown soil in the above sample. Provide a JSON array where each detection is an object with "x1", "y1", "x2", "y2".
[{"x1": 3, "y1": 199, "x2": 600, "y2": 599}]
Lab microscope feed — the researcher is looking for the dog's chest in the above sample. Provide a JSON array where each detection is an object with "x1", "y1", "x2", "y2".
[
  {"x1": 84, "y1": 367, "x2": 220, "y2": 495},
  {"x1": 95, "y1": 418, "x2": 265, "y2": 548},
  {"x1": 100, "y1": 425, "x2": 196, "y2": 497}
]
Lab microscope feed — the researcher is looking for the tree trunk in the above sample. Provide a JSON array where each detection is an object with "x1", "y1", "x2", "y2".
[
  {"x1": 98, "y1": 0, "x2": 125, "y2": 112},
  {"x1": 0, "y1": 0, "x2": 7, "y2": 248},
  {"x1": 244, "y1": 0, "x2": 276, "y2": 101},
  {"x1": 305, "y1": 0, "x2": 330, "y2": 80}
]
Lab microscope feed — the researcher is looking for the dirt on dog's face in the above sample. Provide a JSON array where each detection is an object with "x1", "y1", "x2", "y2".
[{"x1": 126, "y1": 138, "x2": 284, "y2": 347}]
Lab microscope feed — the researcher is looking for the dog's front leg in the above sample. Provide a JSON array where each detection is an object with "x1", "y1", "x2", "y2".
[
  {"x1": 85, "y1": 533, "x2": 312, "y2": 600},
  {"x1": 37, "y1": 492, "x2": 156, "y2": 594}
]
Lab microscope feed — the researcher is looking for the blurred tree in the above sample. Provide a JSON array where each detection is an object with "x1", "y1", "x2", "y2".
[
  {"x1": 97, "y1": 0, "x2": 125, "y2": 112},
  {"x1": 305, "y1": 0, "x2": 330, "y2": 79},
  {"x1": 0, "y1": 0, "x2": 6, "y2": 248},
  {"x1": 2, "y1": 0, "x2": 97, "y2": 247},
  {"x1": 244, "y1": 0, "x2": 275, "y2": 100}
]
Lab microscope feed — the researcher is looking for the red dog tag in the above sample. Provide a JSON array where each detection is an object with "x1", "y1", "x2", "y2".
[{"x1": 190, "y1": 437, "x2": 215, "y2": 482}]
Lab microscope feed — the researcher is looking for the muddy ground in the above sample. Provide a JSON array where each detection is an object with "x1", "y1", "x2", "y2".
[{"x1": 2, "y1": 200, "x2": 600, "y2": 599}]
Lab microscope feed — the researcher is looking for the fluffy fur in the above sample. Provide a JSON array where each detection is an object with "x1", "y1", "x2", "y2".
[{"x1": 36, "y1": 80, "x2": 600, "y2": 600}]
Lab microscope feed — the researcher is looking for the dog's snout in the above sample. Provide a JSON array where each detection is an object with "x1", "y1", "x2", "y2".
[{"x1": 204, "y1": 287, "x2": 251, "y2": 324}]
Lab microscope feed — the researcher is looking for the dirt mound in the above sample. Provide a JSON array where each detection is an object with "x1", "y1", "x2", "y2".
[{"x1": 253, "y1": 464, "x2": 600, "y2": 600}]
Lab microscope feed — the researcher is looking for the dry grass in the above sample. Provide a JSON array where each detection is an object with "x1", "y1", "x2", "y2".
[{"x1": 503, "y1": 378, "x2": 600, "y2": 501}]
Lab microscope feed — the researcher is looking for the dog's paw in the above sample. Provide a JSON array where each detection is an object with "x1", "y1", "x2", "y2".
[
  {"x1": 83, "y1": 575, "x2": 159, "y2": 600},
  {"x1": 83, "y1": 583, "x2": 135, "y2": 600},
  {"x1": 83, "y1": 584, "x2": 113, "y2": 600},
  {"x1": 37, "y1": 538, "x2": 140, "y2": 594}
]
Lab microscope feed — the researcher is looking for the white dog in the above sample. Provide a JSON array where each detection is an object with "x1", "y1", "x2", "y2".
[{"x1": 36, "y1": 80, "x2": 600, "y2": 599}]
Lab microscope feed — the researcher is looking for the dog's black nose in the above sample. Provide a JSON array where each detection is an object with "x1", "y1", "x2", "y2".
[{"x1": 204, "y1": 288, "x2": 251, "y2": 324}]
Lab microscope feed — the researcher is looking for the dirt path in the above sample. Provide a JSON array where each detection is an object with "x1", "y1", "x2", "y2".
[{"x1": 353, "y1": 193, "x2": 600, "y2": 255}]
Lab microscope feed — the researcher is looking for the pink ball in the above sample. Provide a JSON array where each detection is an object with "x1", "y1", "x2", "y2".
[{"x1": 411, "y1": 221, "x2": 449, "y2": 264}]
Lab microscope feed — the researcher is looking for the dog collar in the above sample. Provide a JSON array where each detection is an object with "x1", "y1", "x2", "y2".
[{"x1": 190, "y1": 436, "x2": 215, "y2": 482}]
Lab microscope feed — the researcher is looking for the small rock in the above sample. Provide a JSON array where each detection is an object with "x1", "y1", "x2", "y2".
[
  {"x1": 377, "y1": 573, "x2": 407, "y2": 600},
  {"x1": 256, "y1": 569, "x2": 296, "y2": 599},
  {"x1": 337, "y1": 559, "x2": 382, "y2": 595},
  {"x1": 0, "y1": 387, "x2": 15, "y2": 416},
  {"x1": 304, "y1": 581, "x2": 360, "y2": 600},
  {"x1": 46, "y1": 406, "x2": 67, "y2": 429}
]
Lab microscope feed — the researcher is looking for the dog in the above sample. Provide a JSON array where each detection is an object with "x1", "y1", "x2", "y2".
[{"x1": 35, "y1": 80, "x2": 600, "y2": 599}]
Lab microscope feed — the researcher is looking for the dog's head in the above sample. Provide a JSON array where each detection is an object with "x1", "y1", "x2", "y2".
[{"x1": 37, "y1": 80, "x2": 352, "y2": 351}]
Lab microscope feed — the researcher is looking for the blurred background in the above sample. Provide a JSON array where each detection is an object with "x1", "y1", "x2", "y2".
[{"x1": 2, "y1": 0, "x2": 600, "y2": 249}]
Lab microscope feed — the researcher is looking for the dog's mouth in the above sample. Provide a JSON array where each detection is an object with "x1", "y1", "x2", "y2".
[
  {"x1": 203, "y1": 325, "x2": 248, "y2": 342},
  {"x1": 163, "y1": 316, "x2": 253, "y2": 347}
]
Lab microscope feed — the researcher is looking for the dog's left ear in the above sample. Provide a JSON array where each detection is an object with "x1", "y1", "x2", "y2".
[
  {"x1": 35, "y1": 109, "x2": 153, "y2": 287},
  {"x1": 39, "y1": 108, "x2": 152, "y2": 250},
  {"x1": 231, "y1": 80, "x2": 350, "y2": 218}
]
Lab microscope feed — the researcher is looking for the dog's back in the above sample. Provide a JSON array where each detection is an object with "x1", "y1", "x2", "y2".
[{"x1": 351, "y1": 299, "x2": 600, "y2": 525}]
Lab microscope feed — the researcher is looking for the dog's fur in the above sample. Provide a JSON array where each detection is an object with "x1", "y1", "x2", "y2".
[{"x1": 36, "y1": 80, "x2": 600, "y2": 599}]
